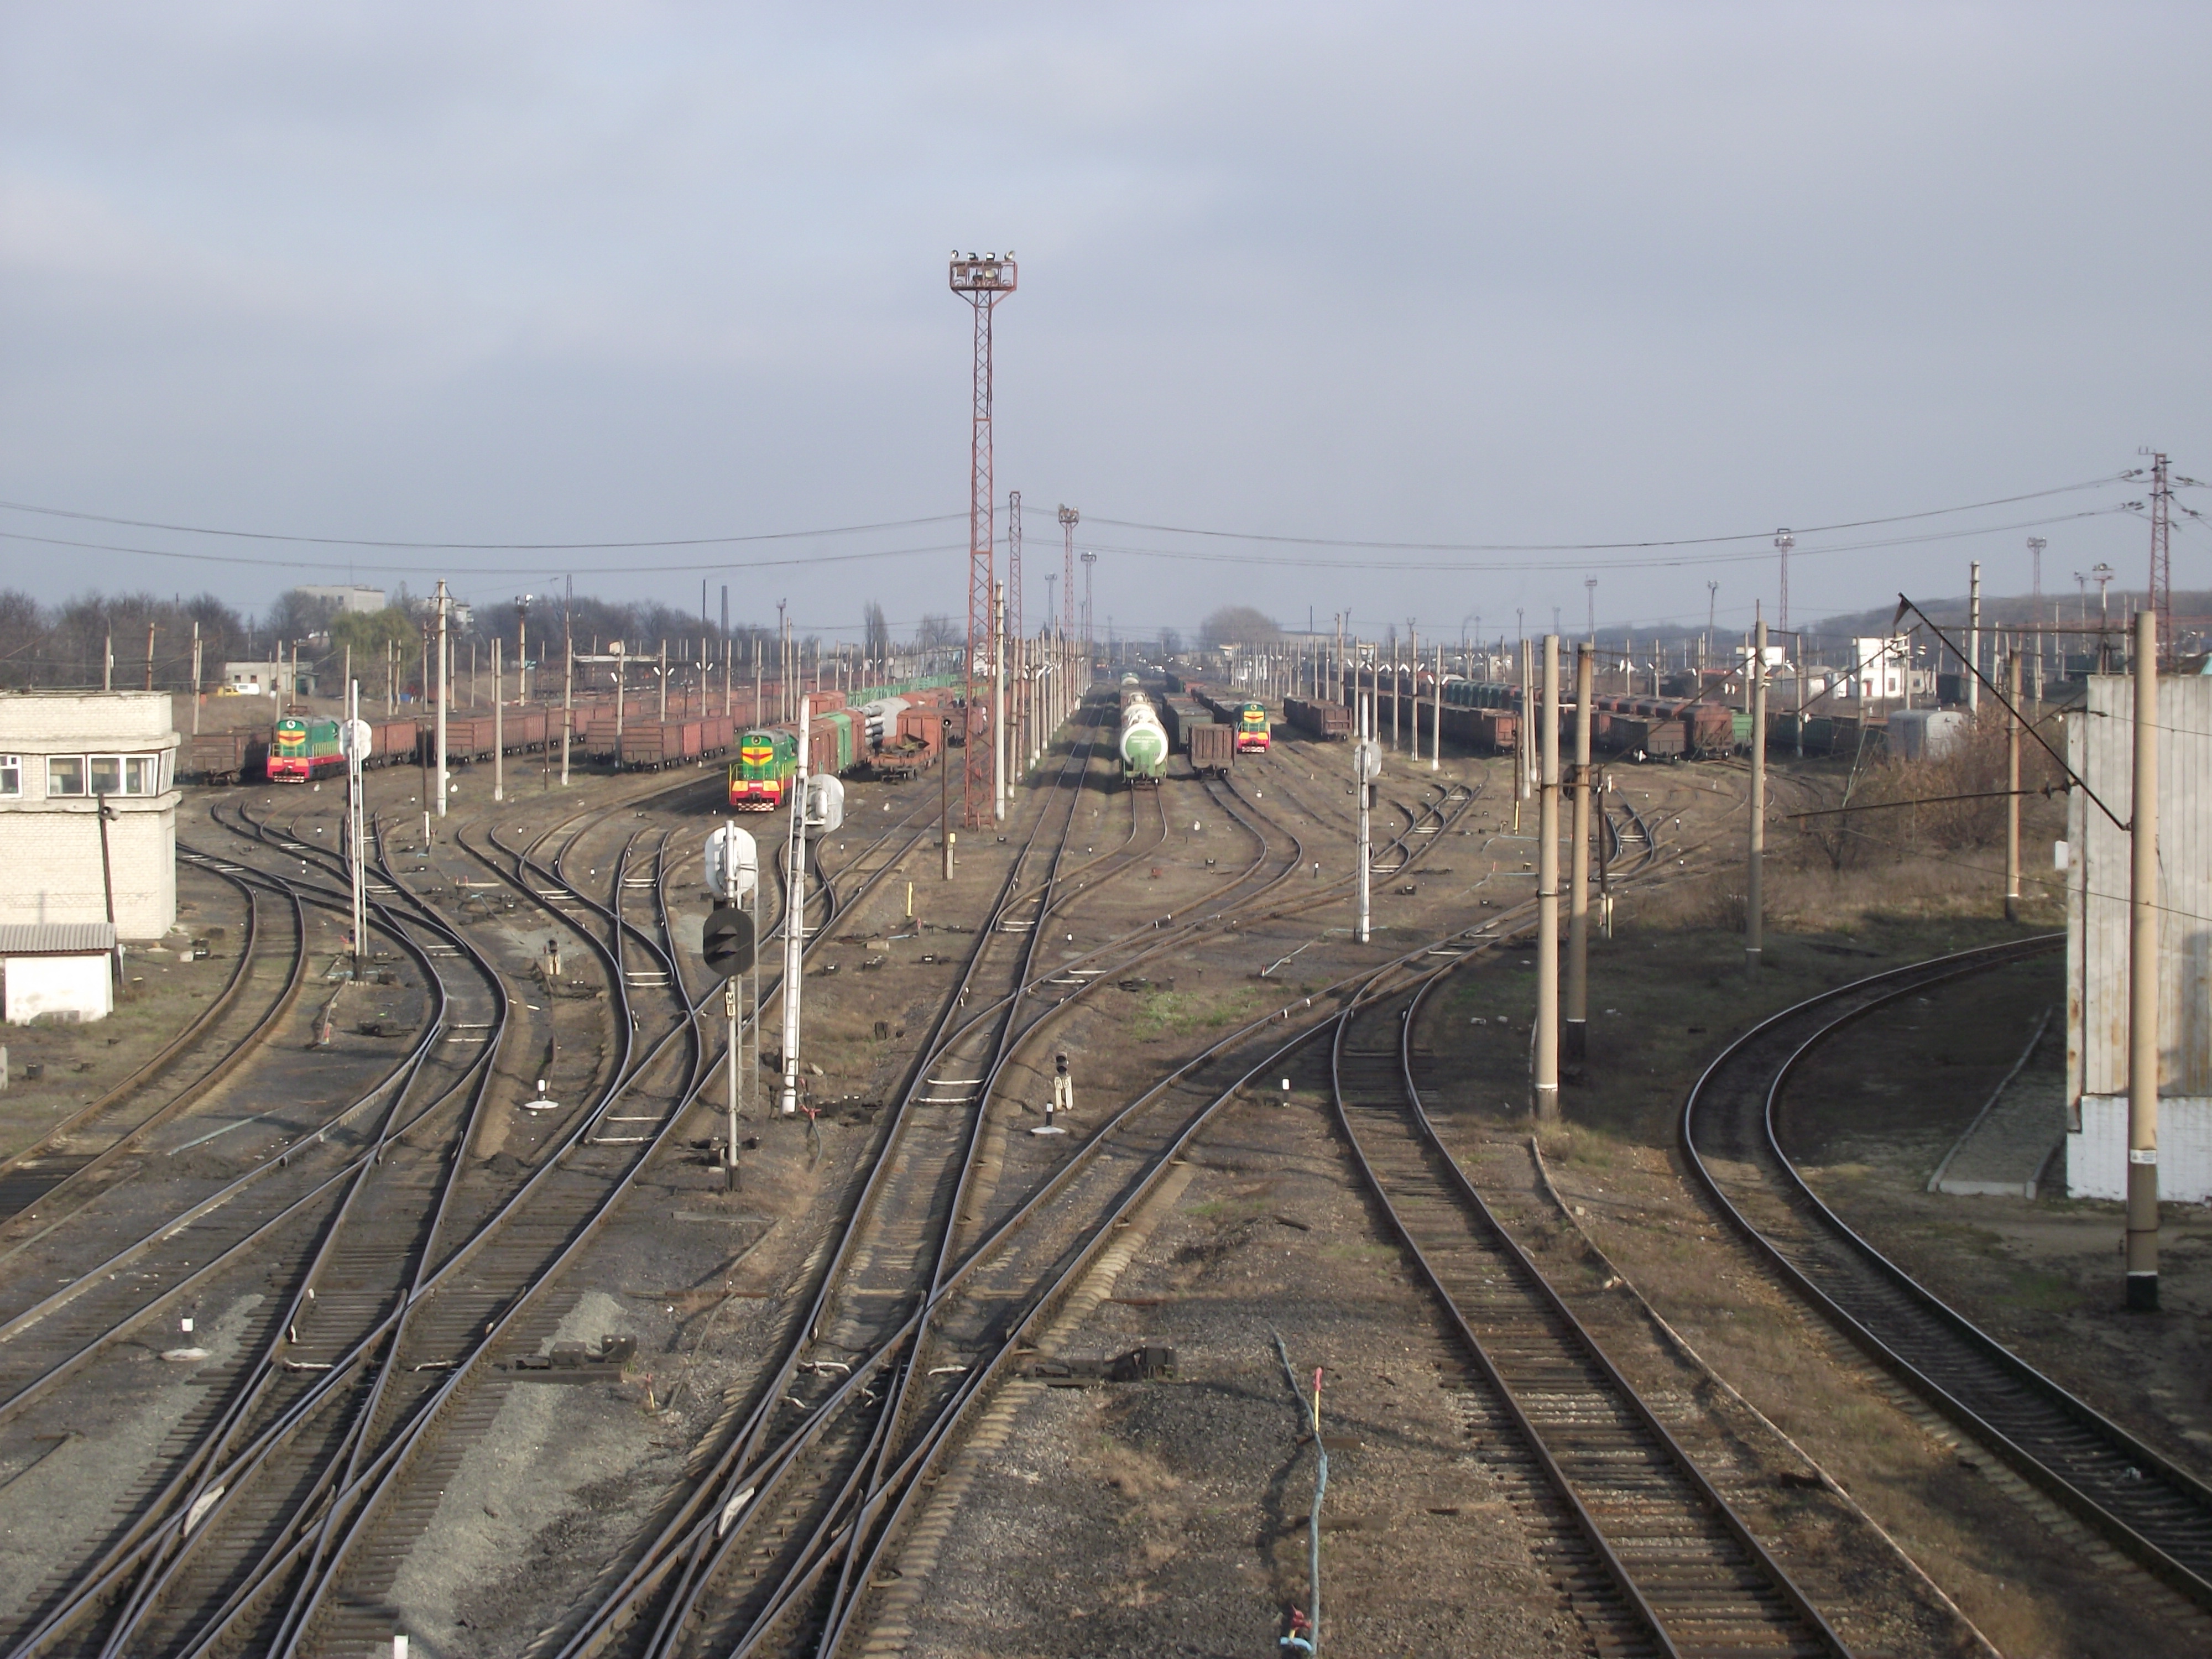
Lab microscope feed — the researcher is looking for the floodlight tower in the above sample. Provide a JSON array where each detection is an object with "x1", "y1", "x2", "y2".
[
  {"x1": 1058, "y1": 505, "x2": 1079, "y2": 640},
  {"x1": 951, "y1": 249, "x2": 1016, "y2": 828}
]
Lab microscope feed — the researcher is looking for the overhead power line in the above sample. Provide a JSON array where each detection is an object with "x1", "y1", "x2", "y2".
[
  {"x1": 1086, "y1": 474, "x2": 2129, "y2": 552},
  {"x1": 0, "y1": 499, "x2": 963, "y2": 551}
]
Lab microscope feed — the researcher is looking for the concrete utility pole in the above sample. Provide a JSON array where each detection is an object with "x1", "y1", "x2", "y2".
[
  {"x1": 992, "y1": 581, "x2": 1008, "y2": 821},
  {"x1": 1535, "y1": 637, "x2": 1561, "y2": 1115},
  {"x1": 190, "y1": 624, "x2": 202, "y2": 736},
  {"x1": 2127, "y1": 608, "x2": 2160, "y2": 1309},
  {"x1": 1354, "y1": 695, "x2": 1377, "y2": 945},
  {"x1": 493, "y1": 639, "x2": 504, "y2": 803},
  {"x1": 560, "y1": 635, "x2": 573, "y2": 787},
  {"x1": 434, "y1": 580, "x2": 450, "y2": 820},
  {"x1": 1566, "y1": 641, "x2": 1593, "y2": 1063},
  {"x1": 782, "y1": 695, "x2": 812, "y2": 1117},
  {"x1": 1431, "y1": 642, "x2": 1442, "y2": 771},
  {"x1": 1967, "y1": 562, "x2": 1982, "y2": 715},
  {"x1": 1746, "y1": 615, "x2": 1767, "y2": 975},
  {"x1": 2004, "y1": 650, "x2": 2021, "y2": 922},
  {"x1": 2027, "y1": 536, "x2": 2047, "y2": 700}
]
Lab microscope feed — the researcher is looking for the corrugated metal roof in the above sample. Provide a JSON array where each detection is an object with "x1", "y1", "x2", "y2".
[{"x1": 0, "y1": 922, "x2": 118, "y2": 954}]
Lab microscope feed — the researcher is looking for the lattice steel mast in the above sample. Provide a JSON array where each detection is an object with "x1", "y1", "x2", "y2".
[
  {"x1": 950, "y1": 250, "x2": 1016, "y2": 827},
  {"x1": 2147, "y1": 450, "x2": 2172, "y2": 671}
]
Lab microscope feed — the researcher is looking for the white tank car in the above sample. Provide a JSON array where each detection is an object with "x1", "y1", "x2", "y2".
[{"x1": 1119, "y1": 698, "x2": 1167, "y2": 781}]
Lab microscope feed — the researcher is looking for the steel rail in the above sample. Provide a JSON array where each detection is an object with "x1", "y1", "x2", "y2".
[
  {"x1": 1336, "y1": 969, "x2": 1848, "y2": 1657},
  {"x1": 1682, "y1": 934, "x2": 2212, "y2": 1609},
  {"x1": 0, "y1": 862, "x2": 270, "y2": 1209}
]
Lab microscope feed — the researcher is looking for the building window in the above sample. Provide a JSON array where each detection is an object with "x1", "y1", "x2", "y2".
[
  {"x1": 127, "y1": 755, "x2": 156, "y2": 795},
  {"x1": 89, "y1": 755, "x2": 123, "y2": 796},
  {"x1": 48, "y1": 756, "x2": 84, "y2": 796},
  {"x1": 0, "y1": 756, "x2": 19, "y2": 796}
]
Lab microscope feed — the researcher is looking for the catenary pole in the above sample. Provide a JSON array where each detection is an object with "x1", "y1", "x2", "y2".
[
  {"x1": 1747, "y1": 614, "x2": 1767, "y2": 975},
  {"x1": 1535, "y1": 636, "x2": 1561, "y2": 1114},
  {"x1": 1566, "y1": 641, "x2": 1593, "y2": 1062},
  {"x1": 2004, "y1": 650, "x2": 2021, "y2": 921},
  {"x1": 782, "y1": 695, "x2": 811, "y2": 1116}
]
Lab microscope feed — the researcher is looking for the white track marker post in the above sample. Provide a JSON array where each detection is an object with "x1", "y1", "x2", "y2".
[
  {"x1": 782, "y1": 697, "x2": 811, "y2": 1115},
  {"x1": 1566, "y1": 640, "x2": 1593, "y2": 1065},
  {"x1": 493, "y1": 638, "x2": 504, "y2": 803},
  {"x1": 1535, "y1": 636, "x2": 1560, "y2": 1118},
  {"x1": 2127, "y1": 608, "x2": 2159, "y2": 1310},
  {"x1": 1747, "y1": 615, "x2": 1767, "y2": 977}
]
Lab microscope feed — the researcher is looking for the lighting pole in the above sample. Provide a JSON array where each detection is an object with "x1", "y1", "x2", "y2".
[
  {"x1": 1584, "y1": 577, "x2": 1596, "y2": 643},
  {"x1": 2094, "y1": 563, "x2": 2116, "y2": 670},
  {"x1": 1775, "y1": 529, "x2": 1794, "y2": 633},
  {"x1": 2026, "y1": 537, "x2": 2046, "y2": 700}
]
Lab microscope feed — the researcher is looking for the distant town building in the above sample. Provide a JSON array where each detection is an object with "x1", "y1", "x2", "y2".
[
  {"x1": 297, "y1": 584, "x2": 388, "y2": 614},
  {"x1": 0, "y1": 691, "x2": 180, "y2": 940},
  {"x1": 223, "y1": 660, "x2": 317, "y2": 696},
  {"x1": 2065, "y1": 672, "x2": 2212, "y2": 1202}
]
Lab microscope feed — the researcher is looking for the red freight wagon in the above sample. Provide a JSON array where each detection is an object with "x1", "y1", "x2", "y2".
[{"x1": 185, "y1": 728, "x2": 267, "y2": 785}]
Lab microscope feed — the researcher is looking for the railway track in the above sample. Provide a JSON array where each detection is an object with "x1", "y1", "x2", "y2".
[
  {"x1": 581, "y1": 737, "x2": 1490, "y2": 1657},
  {"x1": 1683, "y1": 934, "x2": 2212, "y2": 1610},
  {"x1": 0, "y1": 862, "x2": 307, "y2": 1230}
]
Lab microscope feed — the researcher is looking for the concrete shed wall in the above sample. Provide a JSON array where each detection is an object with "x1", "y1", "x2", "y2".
[
  {"x1": 2066, "y1": 675, "x2": 2212, "y2": 1106},
  {"x1": 2, "y1": 953, "x2": 113, "y2": 1024}
]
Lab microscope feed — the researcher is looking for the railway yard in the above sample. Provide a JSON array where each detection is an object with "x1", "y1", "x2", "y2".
[{"x1": 0, "y1": 685, "x2": 2207, "y2": 1659}]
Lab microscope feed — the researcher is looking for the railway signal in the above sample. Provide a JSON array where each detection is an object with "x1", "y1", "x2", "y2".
[
  {"x1": 701, "y1": 909, "x2": 755, "y2": 977},
  {"x1": 706, "y1": 822, "x2": 760, "y2": 1188}
]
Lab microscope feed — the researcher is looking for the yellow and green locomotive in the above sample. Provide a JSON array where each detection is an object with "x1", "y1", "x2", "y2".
[{"x1": 727, "y1": 729, "x2": 799, "y2": 811}]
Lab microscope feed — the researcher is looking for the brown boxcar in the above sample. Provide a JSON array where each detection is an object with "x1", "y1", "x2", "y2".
[
  {"x1": 185, "y1": 728, "x2": 267, "y2": 784},
  {"x1": 368, "y1": 718, "x2": 420, "y2": 767},
  {"x1": 1284, "y1": 695, "x2": 1352, "y2": 740},
  {"x1": 1187, "y1": 721, "x2": 1235, "y2": 777}
]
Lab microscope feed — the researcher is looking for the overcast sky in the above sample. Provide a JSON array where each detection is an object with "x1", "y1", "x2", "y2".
[{"x1": 3, "y1": 3, "x2": 2206, "y2": 645}]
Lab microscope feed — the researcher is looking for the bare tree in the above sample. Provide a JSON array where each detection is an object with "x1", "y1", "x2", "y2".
[{"x1": 1198, "y1": 606, "x2": 1280, "y2": 651}]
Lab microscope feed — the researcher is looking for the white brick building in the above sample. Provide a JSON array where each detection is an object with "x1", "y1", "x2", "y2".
[{"x1": 0, "y1": 692, "x2": 180, "y2": 940}]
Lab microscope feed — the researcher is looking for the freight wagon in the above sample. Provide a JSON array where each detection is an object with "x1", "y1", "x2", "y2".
[
  {"x1": 1283, "y1": 696, "x2": 1351, "y2": 740},
  {"x1": 185, "y1": 728, "x2": 268, "y2": 785},
  {"x1": 1187, "y1": 722, "x2": 1235, "y2": 778}
]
